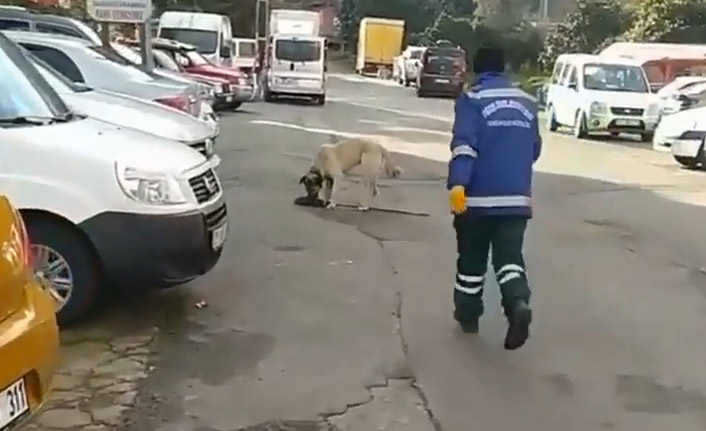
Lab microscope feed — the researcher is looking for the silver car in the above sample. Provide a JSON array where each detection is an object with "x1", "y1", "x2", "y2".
[
  {"x1": 3, "y1": 30, "x2": 206, "y2": 121},
  {"x1": 29, "y1": 53, "x2": 221, "y2": 162}
]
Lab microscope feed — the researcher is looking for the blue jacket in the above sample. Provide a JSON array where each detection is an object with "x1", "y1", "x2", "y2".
[{"x1": 447, "y1": 72, "x2": 541, "y2": 217}]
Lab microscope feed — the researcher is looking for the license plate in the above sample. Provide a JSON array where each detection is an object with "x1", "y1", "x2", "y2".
[
  {"x1": 615, "y1": 119, "x2": 641, "y2": 126},
  {"x1": 435, "y1": 78, "x2": 450, "y2": 84},
  {"x1": 211, "y1": 222, "x2": 228, "y2": 251},
  {"x1": 0, "y1": 379, "x2": 29, "y2": 429},
  {"x1": 226, "y1": 95, "x2": 233, "y2": 102}
]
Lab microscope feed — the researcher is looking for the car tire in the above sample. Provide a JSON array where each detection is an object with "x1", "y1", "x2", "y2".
[
  {"x1": 315, "y1": 95, "x2": 326, "y2": 106},
  {"x1": 264, "y1": 90, "x2": 275, "y2": 103},
  {"x1": 230, "y1": 102, "x2": 243, "y2": 111},
  {"x1": 405, "y1": 79, "x2": 411, "y2": 87},
  {"x1": 25, "y1": 216, "x2": 100, "y2": 326},
  {"x1": 674, "y1": 155, "x2": 699, "y2": 169},
  {"x1": 546, "y1": 105, "x2": 559, "y2": 132},
  {"x1": 640, "y1": 132, "x2": 654, "y2": 143},
  {"x1": 573, "y1": 110, "x2": 588, "y2": 139},
  {"x1": 610, "y1": 132, "x2": 620, "y2": 137}
]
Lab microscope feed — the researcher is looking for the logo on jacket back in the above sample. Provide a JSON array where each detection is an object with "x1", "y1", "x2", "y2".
[{"x1": 481, "y1": 99, "x2": 534, "y2": 129}]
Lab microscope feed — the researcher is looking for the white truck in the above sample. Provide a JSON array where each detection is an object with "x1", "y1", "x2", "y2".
[
  {"x1": 264, "y1": 9, "x2": 327, "y2": 105},
  {"x1": 393, "y1": 45, "x2": 425, "y2": 86}
]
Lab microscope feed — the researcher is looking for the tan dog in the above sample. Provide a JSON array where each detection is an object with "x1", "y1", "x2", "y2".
[{"x1": 299, "y1": 138, "x2": 403, "y2": 211}]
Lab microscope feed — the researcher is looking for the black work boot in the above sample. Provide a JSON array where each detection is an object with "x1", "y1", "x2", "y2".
[
  {"x1": 454, "y1": 310, "x2": 479, "y2": 334},
  {"x1": 504, "y1": 301, "x2": 532, "y2": 350}
]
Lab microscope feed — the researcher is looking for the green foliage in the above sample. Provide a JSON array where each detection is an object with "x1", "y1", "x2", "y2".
[
  {"x1": 539, "y1": 0, "x2": 627, "y2": 70},
  {"x1": 623, "y1": 0, "x2": 706, "y2": 43}
]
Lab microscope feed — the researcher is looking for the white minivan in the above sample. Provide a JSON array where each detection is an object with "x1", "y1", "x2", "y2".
[
  {"x1": 264, "y1": 34, "x2": 327, "y2": 105},
  {"x1": 158, "y1": 11, "x2": 233, "y2": 66},
  {"x1": 545, "y1": 53, "x2": 660, "y2": 142},
  {"x1": 0, "y1": 31, "x2": 228, "y2": 325}
]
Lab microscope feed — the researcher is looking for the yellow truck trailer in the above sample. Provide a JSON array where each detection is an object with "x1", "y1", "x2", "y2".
[{"x1": 356, "y1": 17, "x2": 405, "y2": 76}]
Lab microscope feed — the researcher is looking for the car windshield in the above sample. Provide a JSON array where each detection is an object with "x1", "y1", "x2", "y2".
[
  {"x1": 275, "y1": 39, "x2": 321, "y2": 62},
  {"x1": 238, "y1": 41, "x2": 256, "y2": 58},
  {"x1": 0, "y1": 32, "x2": 71, "y2": 121},
  {"x1": 583, "y1": 63, "x2": 649, "y2": 93},
  {"x1": 154, "y1": 49, "x2": 182, "y2": 71},
  {"x1": 159, "y1": 28, "x2": 218, "y2": 54},
  {"x1": 27, "y1": 52, "x2": 92, "y2": 94},
  {"x1": 86, "y1": 46, "x2": 154, "y2": 81},
  {"x1": 185, "y1": 50, "x2": 209, "y2": 65}
]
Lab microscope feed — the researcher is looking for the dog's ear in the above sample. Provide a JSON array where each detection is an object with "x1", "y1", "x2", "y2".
[{"x1": 299, "y1": 175, "x2": 307, "y2": 185}]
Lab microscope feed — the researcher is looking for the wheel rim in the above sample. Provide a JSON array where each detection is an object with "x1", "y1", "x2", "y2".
[{"x1": 31, "y1": 244, "x2": 73, "y2": 311}]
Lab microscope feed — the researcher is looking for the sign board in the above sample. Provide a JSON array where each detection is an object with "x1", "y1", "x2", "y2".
[{"x1": 86, "y1": 0, "x2": 152, "y2": 23}]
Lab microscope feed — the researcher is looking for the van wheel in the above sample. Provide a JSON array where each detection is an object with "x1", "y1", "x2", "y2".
[
  {"x1": 546, "y1": 105, "x2": 559, "y2": 132},
  {"x1": 230, "y1": 102, "x2": 242, "y2": 111},
  {"x1": 640, "y1": 132, "x2": 654, "y2": 143},
  {"x1": 26, "y1": 217, "x2": 99, "y2": 326},
  {"x1": 674, "y1": 155, "x2": 699, "y2": 169},
  {"x1": 404, "y1": 79, "x2": 411, "y2": 87},
  {"x1": 573, "y1": 110, "x2": 588, "y2": 139},
  {"x1": 264, "y1": 90, "x2": 275, "y2": 103},
  {"x1": 315, "y1": 95, "x2": 326, "y2": 106}
]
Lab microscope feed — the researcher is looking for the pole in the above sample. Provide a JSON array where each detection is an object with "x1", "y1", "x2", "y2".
[
  {"x1": 542, "y1": 0, "x2": 549, "y2": 21},
  {"x1": 100, "y1": 23, "x2": 110, "y2": 47},
  {"x1": 139, "y1": 21, "x2": 154, "y2": 72}
]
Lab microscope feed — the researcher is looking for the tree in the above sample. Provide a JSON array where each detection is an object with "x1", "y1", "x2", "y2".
[
  {"x1": 539, "y1": 0, "x2": 628, "y2": 69},
  {"x1": 623, "y1": 0, "x2": 706, "y2": 43}
]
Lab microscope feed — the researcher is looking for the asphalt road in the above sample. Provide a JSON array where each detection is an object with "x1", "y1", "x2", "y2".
[{"x1": 85, "y1": 74, "x2": 706, "y2": 431}]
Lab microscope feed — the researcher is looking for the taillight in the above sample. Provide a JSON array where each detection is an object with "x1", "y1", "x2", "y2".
[{"x1": 155, "y1": 95, "x2": 190, "y2": 113}]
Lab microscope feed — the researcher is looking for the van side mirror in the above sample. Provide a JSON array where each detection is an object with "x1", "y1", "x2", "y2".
[{"x1": 220, "y1": 45, "x2": 232, "y2": 59}]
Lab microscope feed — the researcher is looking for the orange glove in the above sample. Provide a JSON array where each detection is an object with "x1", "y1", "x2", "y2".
[{"x1": 449, "y1": 185, "x2": 467, "y2": 215}]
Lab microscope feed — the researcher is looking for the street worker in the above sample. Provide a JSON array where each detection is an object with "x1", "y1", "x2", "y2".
[{"x1": 447, "y1": 45, "x2": 542, "y2": 350}]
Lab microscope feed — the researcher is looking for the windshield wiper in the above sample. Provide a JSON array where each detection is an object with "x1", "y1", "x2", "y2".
[{"x1": 0, "y1": 112, "x2": 78, "y2": 125}]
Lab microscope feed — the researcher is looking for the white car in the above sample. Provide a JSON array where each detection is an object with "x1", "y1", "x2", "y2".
[
  {"x1": 545, "y1": 54, "x2": 660, "y2": 142},
  {"x1": 656, "y1": 76, "x2": 706, "y2": 115},
  {"x1": 0, "y1": 30, "x2": 228, "y2": 325},
  {"x1": 652, "y1": 105, "x2": 706, "y2": 168},
  {"x1": 30, "y1": 52, "x2": 221, "y2": 160},
  {"x1": 393, "y1": 46, "x2": 425, "y2": 87}
]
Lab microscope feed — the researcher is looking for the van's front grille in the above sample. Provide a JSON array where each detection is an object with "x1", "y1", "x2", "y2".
[
  {"x1": 205, "y1": 204, "x2": 227, "y2": 230},
  {"x1": 610, "y1": 107, "x2": 644, "y2": 116},
  {"x1": 189, "y1": 169, "x2": 220, "y2": 203}
]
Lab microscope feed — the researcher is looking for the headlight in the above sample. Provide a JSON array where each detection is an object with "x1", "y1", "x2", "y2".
[
  {"x1": 114, "y1": 162, "x2": 187, "y2": 205},
  {"x1": 590, "y1": 101, "x2": 608, "y2": 115},
  {"x1": 647, "y1": 103, "x2": 660, "y2": 116}
]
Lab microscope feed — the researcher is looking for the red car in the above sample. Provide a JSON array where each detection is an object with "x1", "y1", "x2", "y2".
[{"x1": 151, "y1": 38, "x2": 253, "y2": 110}]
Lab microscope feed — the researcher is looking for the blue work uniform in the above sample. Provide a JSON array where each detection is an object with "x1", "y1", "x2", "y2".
[{"x1": 447, "y1": 72, "x2": 542, "y2": 323}]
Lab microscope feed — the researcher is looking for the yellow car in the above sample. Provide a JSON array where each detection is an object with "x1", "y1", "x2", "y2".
[{"x1": 0, "y1": 196, "x2": 59, "y2": 430}]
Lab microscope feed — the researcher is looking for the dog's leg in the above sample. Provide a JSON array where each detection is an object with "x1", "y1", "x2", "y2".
[
  {"x1": 322, "y1": 178, "x2": 333, "y2": 204},
  {"x1": 326, "y1": 175, "x2": 343, "y2": 209}
]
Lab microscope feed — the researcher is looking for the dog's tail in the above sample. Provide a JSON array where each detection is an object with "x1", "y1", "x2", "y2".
[{"x1": 380, "y1": 145, "x2": 403, "y2": 178}]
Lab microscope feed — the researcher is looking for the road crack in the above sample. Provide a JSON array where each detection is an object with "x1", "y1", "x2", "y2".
[{"x1": 319, "y1": 239, "x2": 444, "y2": 431}]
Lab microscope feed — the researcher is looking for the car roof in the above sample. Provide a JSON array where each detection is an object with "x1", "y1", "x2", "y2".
[
  {"x1": 2, "y1": 29, "x2": 94, "y2": 47},
  {"x1": 0, "y1": 9, "x2": 85, "y2": 26},
  {"x1": 556, "y1": 53, "x2": 644, "y2": 68}
]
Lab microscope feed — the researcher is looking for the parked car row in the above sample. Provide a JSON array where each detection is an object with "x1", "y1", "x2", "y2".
[{"x1": 0, "y1": 23, "x2": 229, "y2": 330}]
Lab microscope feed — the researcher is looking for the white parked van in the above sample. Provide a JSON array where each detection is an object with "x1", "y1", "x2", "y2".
[
  {"x1": 158, "y1": 11, "x2": 233, "y2": 66},
  {"x1": 545, "y1": 54, "x2": 660, "y2": 142},
  {"x1": 264, "y1": 34, "x2": 326, "y2": 104},
  {"x1": 0, "y1": 31, "x2": 228, "y2": 325}
]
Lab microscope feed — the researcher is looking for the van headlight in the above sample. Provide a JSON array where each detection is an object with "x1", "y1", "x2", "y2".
[
  {"x1": 115, "y1": 163, "x2": 187, "y2": 205},
  {"x1": 590, "y1": 101, "x2": 608, "y2": 115}
]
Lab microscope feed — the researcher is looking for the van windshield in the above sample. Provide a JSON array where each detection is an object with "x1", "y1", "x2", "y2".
[
  {"x1": 275, "y1": 39, "x2": 321, "y2": 62},
  {"x1": 160, "y1": 28, "x2": 218, "y2": 54},
  {"x1": 238, "y1": 41, "x2": 256, "y2": 58},
  {"x1": 0, "y1": 32, "x2": 71, "y2": 122},
  {"x1": 583, "y1": 63, "x2": 649, "y2": 93}
]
